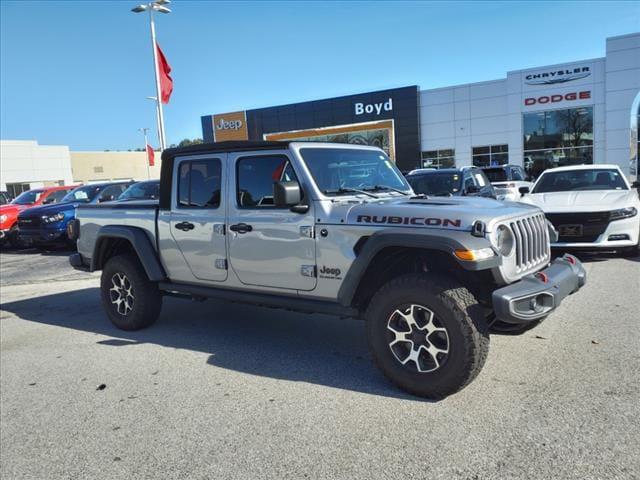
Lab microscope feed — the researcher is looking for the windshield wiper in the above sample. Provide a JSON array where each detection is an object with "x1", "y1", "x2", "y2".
[
  {"x1": 323, "y1": 187, "x2": 379, "y2": 199},
  {"x1": 365, "y1": 185, "x2": 411, "y2": 196}
]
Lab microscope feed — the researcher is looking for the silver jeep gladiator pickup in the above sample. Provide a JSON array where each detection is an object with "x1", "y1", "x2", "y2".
[{"x1": 69, "y1": 141, "x2": 586, "y2": 398}]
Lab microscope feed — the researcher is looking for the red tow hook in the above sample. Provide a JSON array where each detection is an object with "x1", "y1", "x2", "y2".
[
  {"x1": 565, "y1": 254, "x2": 577, "y2": 265},
  {"x1": 535, "y1": 272, "x2": 549, "y2": 283}
]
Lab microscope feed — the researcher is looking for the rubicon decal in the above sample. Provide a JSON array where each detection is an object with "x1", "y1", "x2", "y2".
[
  {"x1": 356, "y1": 215, "x2": 462, "y2": 227},
  {"x1": 524, "y1": 66, "x2": 591, "y2": 85},
  {"x1": 524, "y1": 91, "x2": 591, "y2": 106}
]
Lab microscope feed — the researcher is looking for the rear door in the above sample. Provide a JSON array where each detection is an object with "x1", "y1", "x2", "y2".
[
  {"x1": 226, "y1": 151, "x2": 317, "y2": 291},
  {"x1": 167, "y1": 156, "x2": 228, "y2": 282}
]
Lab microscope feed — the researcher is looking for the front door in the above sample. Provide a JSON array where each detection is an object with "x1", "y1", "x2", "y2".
[
  {"x1": 227, "y1": 151, "x2": 317, "y2": 291},
  {"x1": 168, "y1": 156, "x2": 228, "y2": 282}
]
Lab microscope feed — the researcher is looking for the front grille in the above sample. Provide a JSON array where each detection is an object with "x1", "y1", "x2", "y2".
[
  {"x1": 18, "y1": 216, "x2": 41, "y2": 228},
  {"x1": 545, "y1": 212, "x2": 610, "y2": 243},
  {"x1": 509, "y1": 213, "x2": 550, "y2": 273}
]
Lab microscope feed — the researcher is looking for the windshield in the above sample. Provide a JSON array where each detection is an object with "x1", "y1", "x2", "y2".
[
  {"x1": 483, "y1": 168, "x2": 508, "y2": 182},
  {"x1": 407, "y1": 172, "x2": 462, "y2": 196},
  {"x1": 533, "y1": 169, "x2": 628, "y2": 193},
  {"x1": 62, "y1": 185, "x2": 100, "y2": 203},
  {"x1": 12, "y1": 190, "x2": 44, "y2": 205},
  {"x1": 299, "y1": 148, "x2": 410, "y2": 195},
  {"x1": 119, "y1": 181, "x2": 159, "y2": 200}
]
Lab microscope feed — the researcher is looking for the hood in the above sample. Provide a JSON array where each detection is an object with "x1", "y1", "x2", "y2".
[
  {"x1": 19, "y1": 201, "x2": 78, "y2": 218},
  {"x1": 521, "y1": 189, "x2": 637, "y2": 212},
  {"x1": 320, "y1": 195, "x2": 541, "y2": 232},
  {"x1": 0, "y1": 204, "x2": 23, "y2": 216}
]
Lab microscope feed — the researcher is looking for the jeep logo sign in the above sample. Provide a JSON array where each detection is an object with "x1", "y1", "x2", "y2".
[
  {"x1": 212, "y1": 111, "x2": 248, "y2": 141},
  {"x1": 355, "y1": 98, "x2": 393, "y2": 116},
  {"x1": 216, "y1": 119, "x2": 243, "y2": 131}
]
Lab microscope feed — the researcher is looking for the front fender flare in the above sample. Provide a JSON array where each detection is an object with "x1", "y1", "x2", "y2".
[
  {"x1": 337, "y1": 228, "x2": 498, "y2": 307},
  {"x1": 91, "y1": 225, "x2": 166, "y2": 281}
]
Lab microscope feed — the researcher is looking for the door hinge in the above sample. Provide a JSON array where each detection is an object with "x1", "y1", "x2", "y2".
[
  {"x1": 301, "y1": 265, "x2": 317, "y2": 278},
  {"x1": 215, "y1": 259, "x2": 228, "y2": 270},
  {"x1": 214, "y1": 224, "x2": 226, "y2": 235},
  {"x1": 300, "y1": 226, "x2": 314, "y2": 238}
]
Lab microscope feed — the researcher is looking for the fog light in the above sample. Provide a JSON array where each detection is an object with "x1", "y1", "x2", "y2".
[{"x1": 608, "y1": 234, "x2": 630, "y2": 241}]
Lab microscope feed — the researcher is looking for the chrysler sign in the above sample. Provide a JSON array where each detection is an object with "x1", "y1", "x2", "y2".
[{"x1": 525, "y1": 66, "x2": 591, "y2": 86}]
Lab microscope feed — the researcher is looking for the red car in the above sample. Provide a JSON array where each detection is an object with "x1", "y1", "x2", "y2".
[{"x1": 0, "y1": 185, "x2": 77, "y2": 247}]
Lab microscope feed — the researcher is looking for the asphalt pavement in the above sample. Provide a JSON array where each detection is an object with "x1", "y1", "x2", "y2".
[{"x1": 1, "y1": 247, "x2": 639, "y2": 479}]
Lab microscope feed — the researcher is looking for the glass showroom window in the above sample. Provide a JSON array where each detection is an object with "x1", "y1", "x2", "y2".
[
  {"x1": 421, "y1": 149, "x2": 455, "y2": 169},
  {"x1": 6, "y1": 183, "x2": 31, "y2": 198},
  {"x1": 472, "y1": 145, "x2": 508, "y2": 167},
  {"x1": 523, "y1": 106, "x2": 593, "y2": 178}
]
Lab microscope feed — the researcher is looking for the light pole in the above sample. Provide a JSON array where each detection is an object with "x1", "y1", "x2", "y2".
[
  {"x1": 132, "y1": 0, "x2": 171, "y2": 151},
  {"x1": 138, "y1": 127, "x2": 151, "y2": 179},
  {"x1": 146, "y1": 96, "x2": 162, "y2": 148}
]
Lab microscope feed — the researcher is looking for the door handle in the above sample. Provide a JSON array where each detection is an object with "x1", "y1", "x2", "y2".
[
  {"x1": 175, "y1": 221, "x2": 195, "y2": 231},
  {"x1": 229, "y1": 223, "x2": 253, "y2": 234}
]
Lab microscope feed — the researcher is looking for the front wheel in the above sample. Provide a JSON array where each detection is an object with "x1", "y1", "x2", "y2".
[
  {"x1": 100, "y1": 253, "x2": 162, "y2": 330},
  {"x1": 365, "y1": 273, "x2": 489, "y2": 399}
]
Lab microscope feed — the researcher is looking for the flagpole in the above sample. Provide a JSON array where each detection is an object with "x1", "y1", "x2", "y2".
[
  {"x1": 148, "y1": 8, "x2": 166, "y2": 151},
  {"x1": 139, "y1": 127, "x2": 150, "y2": 180}
]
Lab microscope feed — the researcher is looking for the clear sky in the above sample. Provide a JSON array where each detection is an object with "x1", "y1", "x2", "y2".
[{"x1": 1, "y1": 1, "x2": 638, "y2": 151}]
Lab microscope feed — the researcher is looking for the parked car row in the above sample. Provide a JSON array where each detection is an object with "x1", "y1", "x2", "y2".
[
  {"x1": 405, "y1": 162, "x2": 639, "y2": 256},
  {"x1": 0, "y1": 179, "x2": 159, "y2": 249}
]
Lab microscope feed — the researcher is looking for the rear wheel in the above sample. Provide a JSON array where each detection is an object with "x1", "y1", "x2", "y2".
[
  {"x1": 100, "y1": 253, "x2": 162, "y2": 330},
  {"x1": 365, "y1": 273, "x2": 490, "y2": 399}
]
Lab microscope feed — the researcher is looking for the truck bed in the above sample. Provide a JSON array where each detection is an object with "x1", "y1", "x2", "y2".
[{"x1": 75, "y1": 200, "x2": 159, "y2": 262}]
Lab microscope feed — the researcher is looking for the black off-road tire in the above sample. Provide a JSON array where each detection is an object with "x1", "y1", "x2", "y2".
[
  {"x1": 365, "y1": 273, "x2": 490, "y2": 399},
  {"x1": 100, "y1": 253, "x2": 162, "y2": 331}
]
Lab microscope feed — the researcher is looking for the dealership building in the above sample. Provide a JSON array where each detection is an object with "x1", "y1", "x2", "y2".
[{"x1": 201, "y1": 32, "x2": 639, "y2": 176}]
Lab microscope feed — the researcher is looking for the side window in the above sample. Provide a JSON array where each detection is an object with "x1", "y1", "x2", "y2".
[
  {"x1": 99, "y1": 184, "x2": 128, "y2": 201},
  {"x1": 512, "y1": 167, "x2": 525, "y2": 181},
  {"x1": 463, "y1": 172, "x2": 475, "y2": 190},
  {"x1": 178, "y1": 159, "x2": 222, "y2": 208},
  {"x1": 237, "y1": 155, "x2": 298, "y2": 208},
  {"x1": 48, "y1": 190, "x2": 68, "y2": 203},
  {"x1": 473, "y1": 170, "x2": 488, "y2": 187}
]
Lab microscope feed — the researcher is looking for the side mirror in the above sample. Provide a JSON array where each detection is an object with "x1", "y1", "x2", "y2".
[
  {"x1": 631, "y1": 181, "x2": 640, "y2": 189},
  {"x1": 465, "y1": 185, "x2": 480, "y2": 195},
  {"x1": 273, "y1": 181, "x2": 301, "y2": 207},
  {"x1": 519, "y1": 186, "x2": 530, "y2": 196},
  {"x1": 99, "y1": 195, "x2": 115, "y2": 203},
  {"x1": 42, "y1": 197, "x2": 55, "y2": 204}
]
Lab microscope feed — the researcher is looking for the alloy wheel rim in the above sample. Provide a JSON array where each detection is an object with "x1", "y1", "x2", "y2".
[
  {"x1": 109, "y1": 272, "x2": 135, "y2": 315},
  {"x1": 387, "y1": 304, "x2": 450, "y2": 373}
]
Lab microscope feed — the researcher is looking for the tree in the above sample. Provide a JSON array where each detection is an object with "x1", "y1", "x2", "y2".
[{"x1": 168, "y1": 138, "x2": 204, "y2": 148}]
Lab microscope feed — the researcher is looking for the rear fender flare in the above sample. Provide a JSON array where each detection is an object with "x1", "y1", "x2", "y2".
[{"x1": 91, "y1": 225, "x2": 166, "y2": 281}]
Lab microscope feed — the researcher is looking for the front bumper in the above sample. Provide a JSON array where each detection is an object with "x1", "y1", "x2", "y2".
[
  {"x1": 0, "y1": 229, "x2": 9, "y2": 240},
  {"x1": 18, "y1": 226, "x2": 67, "y2": 244},
  {"x1": 492, "y1": 254, "x2": 586, "y2": 324}
]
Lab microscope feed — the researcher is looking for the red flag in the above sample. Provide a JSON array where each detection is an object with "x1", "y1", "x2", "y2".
[
  {"x1": 156, "y1": 42, "x2": 173, "y2": 104},
  {"x1": 146, "y1": 144, "x2": 155, "y2": 166}
]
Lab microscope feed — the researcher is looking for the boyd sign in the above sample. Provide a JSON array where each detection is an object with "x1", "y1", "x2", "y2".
[
  {"x1": 524, "y1": 91, "x2": 591, "y2": 106},
  {"x1": 355, "y1": 98, "x2": 393, "y2": 116}
]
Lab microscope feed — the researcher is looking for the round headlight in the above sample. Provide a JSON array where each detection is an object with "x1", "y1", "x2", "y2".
[
  {"x1": 0, "y1": 214, "x2": 7, "y2": 223},
  {"x1": 496, "y1": 225, "x2": 514, "y2": 256}
]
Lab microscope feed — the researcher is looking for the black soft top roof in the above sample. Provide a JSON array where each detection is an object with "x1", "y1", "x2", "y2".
[
  {"x1": 159, "y1": 141, "x2": 290, "y2": 210},
  {"x1": 160, "y1": 141, "x2": 290, "y2": 163}
]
